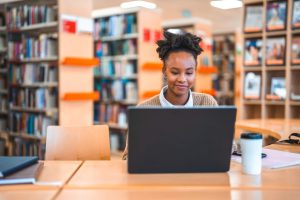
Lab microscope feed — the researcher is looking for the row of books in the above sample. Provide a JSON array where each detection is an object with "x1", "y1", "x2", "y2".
[
  {"x1": 0, "y1": 118, "x2": 7, "y2": 131},
  {"x1": 95, "y1": 80, "x2": 138, "y2": 101},
  {"x1": 244, "y1": 72, "x2": 289, "y2": 100},
  {"x1": 0, "y1": 56, "x2": 6, "y2": 66},
  {"x1": 96, "y1": 39, "x2": 136, "y2": 57},
  {"x1": 244, "y1": 35, "x2": 300, "y2": 66},
  {"x1": 8, "y1": 34, "x2": 57, "y2": 60},
  {"x1": 11, "y1": 112, "x2": 54, "y2": 136},
  {"x1": 94, "y1": 103, "x2": 127, "y2": 126},
  {"x1": 0, "y1": 12, "x2": 5, "y2": 26},
  {"x1": 0, "y1": 76, "x2": 7, "y2": 89},
  {"x1": 9, "y1": 63, "x2": 58, "y2": 84},
  {"x1": 94, "y1": 60, "x2": 136, "y2": 77},
  {"x1": 213, "y1": 73, "x2": 234, "y2": 94},
  {"x1": 94, "y1": 14, "x2": 137, "y2": 39},
  {"x1": 0, "y1": 97, "x2": 7, "y2": 113},
  {"x1": 6, "y1": 5, "x2": 56, "y2": 29},
  {"x1": 244, "y1": 1, "x2": 300, "y2": 32},
  {"x1": 12, "y1": 138, "x2": 41, "y2": 157},
  {"x1": 213, "y1": 36, "x2": 235, "y2": 55},
  {"x1": 0, "y1": 36, "x2": 5, "y2": 50},
  {"x1": 10, "y1": 88, "x2": 57, "y2": 109}
]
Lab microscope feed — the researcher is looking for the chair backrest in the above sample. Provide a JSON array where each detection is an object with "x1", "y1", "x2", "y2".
[{"x1": 45, "y1": 125, "x2": 110, "y2": 160}]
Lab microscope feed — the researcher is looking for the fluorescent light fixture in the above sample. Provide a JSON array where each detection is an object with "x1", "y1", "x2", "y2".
[
  {"x1": 166, "y1": 29, "x2": 183, "y2": 34},
  {"x1": 210, "y1": 0, "x2": 243, "y2": 10},
  {"x1": 120, "y1": 1, "x2": 157, "y2": 9}
]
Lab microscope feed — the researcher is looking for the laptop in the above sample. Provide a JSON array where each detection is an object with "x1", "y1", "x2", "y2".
[{"x1": 127, "y1": 106, "x2": 236, "y2": 173}]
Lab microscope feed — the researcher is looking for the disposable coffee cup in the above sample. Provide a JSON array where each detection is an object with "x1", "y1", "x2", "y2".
[{"x1": 240, "y1": 132, "x2": 263, "y2": 175}]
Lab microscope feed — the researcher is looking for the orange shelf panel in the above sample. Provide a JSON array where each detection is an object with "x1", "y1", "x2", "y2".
[
  {"x1": 62, "y1": 92, "x2": 100, "y2": 101},
  {"x1": 142, "y1": 62, "x2": 163, "y2": 71},
  {"x1": 197, "y1": 66, "x2": 217, "y2": 74},
  {"x1": 142, "y1": 90, "x2": 160, "y2": 99},
  {"x1": 62, "y1": 57, "x2": 100, "y2": 67}
]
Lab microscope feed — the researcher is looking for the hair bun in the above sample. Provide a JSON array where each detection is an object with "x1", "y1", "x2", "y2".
[{"x1": 156, "y1": 31, "x2": 203, "y2": 61}]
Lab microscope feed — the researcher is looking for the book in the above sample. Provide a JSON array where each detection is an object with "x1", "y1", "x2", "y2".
[
  {"x1": 292, "y1": 0, "x2": 300, "y2": 28},
  {"x1": 291, "y1": 92, "x2": 300, "y2": 100},
  {"x1": 244, "y1": 72, "x2": 261, "y2": 100},
  {"x1": 244, "y1": 4, "x2": 263, "y2": 33},
  {"x1": 0, "y1": 156, "x2": 38, "y2": 178},
  {"x1": 291, "y1": 35, "x2": 300, "y2": 64},
  {"x1": 270, "y1": 77, "x2": 286, "y2": 99},
  {"x1": 0, "y1": 162, "x2": 43, "y2": 185},
  {"x1": 244, "y1": 38, "x2": 262, "y2": 66},
  {"x1": 266, "y1": 37, "x2": 286, "y2": 65},
  {"x1": 266, "y1": 1, "x2": 287, "y2": 31}
]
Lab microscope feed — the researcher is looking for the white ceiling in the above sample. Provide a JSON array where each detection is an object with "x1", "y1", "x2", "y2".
[{"x1": 93, "y1": 0, "x2": 243, "y2": 34}]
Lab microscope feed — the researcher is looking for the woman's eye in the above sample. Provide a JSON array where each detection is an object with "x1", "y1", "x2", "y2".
[
  {"x1": 186, "y1": 72, "x2": 193, "y2": 75},
  {"x1": 171, "y1": 71, "x2": 178, "y2": 75}
]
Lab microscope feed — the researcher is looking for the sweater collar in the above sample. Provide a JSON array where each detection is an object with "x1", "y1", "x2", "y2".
[{"x1": 159, "y1": 86, "x2": 193, "y2": 107}]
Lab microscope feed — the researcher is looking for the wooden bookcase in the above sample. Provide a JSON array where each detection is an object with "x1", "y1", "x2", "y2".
[
  {"x1": 212, "y1": 33, "x2": 236, "y2": 105},
  {"x1": 0, "y1": 0, "x2": 95, "y2": 157},
  {"x1": 212, "y1": 30, "x2": 243, "y2": 119},
  {"x1": 92, "y1": 7, "x2": 162, "y2": 133},
  {"x1": 0, "y1": 4, "x2": 9, "y2": 155},
  {"x1": 3, "y1": 0, "x2": 59, "y2": 157},
  {"x1": 241, "y1": 0, "x2": 300, "y2": 120}
]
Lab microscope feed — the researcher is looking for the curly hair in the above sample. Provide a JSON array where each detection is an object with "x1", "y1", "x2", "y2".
[{"x1": 156, "y1": 31, "x2": 203, "y2": 67}]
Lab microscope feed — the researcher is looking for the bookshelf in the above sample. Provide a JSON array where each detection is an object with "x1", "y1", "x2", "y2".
[
  {"x1": 92, "y1": 7, "x2": 162, "y2": 132},
  {"x1": 212, "y1": 33, "x2": 236, "y2": 105},
  {"x1": 241, "y1": 0, "x2": 300, "y2": 120},
  {"x1": 3, "y1": 0, "x2": 59, "y2": 157},
  {"x1": 0, "y1": 4, "x2": 8, "y2": 155},
  {"x1": 0, "y1": 0, "x2": 95, "y2": 157},
  {"x1": 162, "y1": 18, "x2": 217, "y2": 97},
  {"x1": 212, "y1": 30, "x2": 243, "y2": 119}
]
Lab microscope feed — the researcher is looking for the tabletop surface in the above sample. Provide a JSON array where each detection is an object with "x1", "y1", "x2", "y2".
[
  {"x1": 56, "y1": 188, "x2": 300, "y2": 200},
  {"x1": 0, "y1": 161, "x2": 82, "y2": 191},
  {"x1": 66, "y1": 159, "x2": 300, "y2": 190},
  {"x1": 236, "y1": 119, "x2": 300, "y2": 140}
]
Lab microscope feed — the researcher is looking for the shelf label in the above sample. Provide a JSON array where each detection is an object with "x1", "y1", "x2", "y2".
[
  {"x1": 63, "y1": 20, "x2": 76, "y2": 34},
  {"x1": 61, "y1": 14, "x2": 93, "y2": 34}
]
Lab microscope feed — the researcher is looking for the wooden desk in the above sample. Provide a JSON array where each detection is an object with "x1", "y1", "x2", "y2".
[
  {"x1": 236, "y1": 119, "x2": 300, "y2": 140},
  {"x1": 56, "y1": 188, "x2": 300, "y2": 200},
  {"x1": 0, "y1": 190, "x2": 58, "y2": 200},
  {"x1": 66, "y1": 159, "x2": 300, "y2": 190},
  {"x1": 0, "y1": 161, "x2": 82, "y2": 191}
]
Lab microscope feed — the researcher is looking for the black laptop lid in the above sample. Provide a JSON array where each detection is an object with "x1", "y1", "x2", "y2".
[{"x1": 128, "y1": 106, "x2": 236, "y2": 173}]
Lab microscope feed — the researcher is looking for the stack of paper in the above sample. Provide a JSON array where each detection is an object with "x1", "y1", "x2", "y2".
[{"x1": 231, "y1": 148, "x2": 300, "y2": 169}]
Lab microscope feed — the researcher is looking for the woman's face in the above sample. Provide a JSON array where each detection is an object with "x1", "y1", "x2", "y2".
[{"x1": 164, "y1": 51, "x2": 196, "y2": 97}]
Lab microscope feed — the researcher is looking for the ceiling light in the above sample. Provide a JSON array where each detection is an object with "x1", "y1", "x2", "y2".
[
  {"x1": 210, "y1": 0, "x2": 243, "y2": 10},
  {"x1": 120, "y1": 1, "x2": 157, "y2": 9}
]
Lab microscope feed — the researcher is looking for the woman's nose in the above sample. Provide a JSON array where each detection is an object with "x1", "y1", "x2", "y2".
[{"x1": 177, "y1": 74, "x2": 186, "y2": 82}]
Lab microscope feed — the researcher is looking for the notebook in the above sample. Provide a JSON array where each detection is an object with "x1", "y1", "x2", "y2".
[
  {"x1": 0, "y1": 162, "x2": 43, "y2": 185},
  {"x1": 0, "y1": 156, "x2": 38, "y2": 178}
]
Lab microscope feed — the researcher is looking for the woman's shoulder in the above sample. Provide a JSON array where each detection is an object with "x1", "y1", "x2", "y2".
[
  {"x1": 192, "y1": 92, "x2": 218, "y2": 106},
  {"x1": 137, "y1": 94, "x2": 161, "y2": 107}
]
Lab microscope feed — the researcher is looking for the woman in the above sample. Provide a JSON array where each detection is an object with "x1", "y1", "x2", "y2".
[{"x1": 122, "y1": 31, "x2": 218, "y2": 159}]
